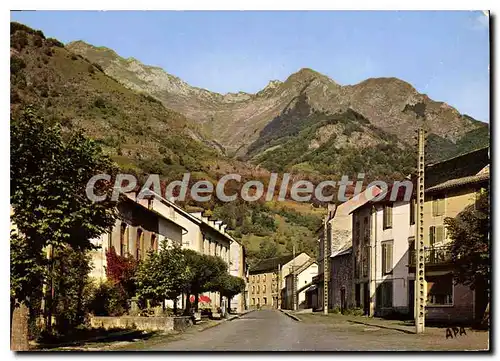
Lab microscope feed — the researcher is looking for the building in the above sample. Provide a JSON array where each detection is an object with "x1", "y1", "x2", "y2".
[
  {"x1": 350, "y1": 185, "x2": 413, "y2": 317},
  {"x1": 90, "y1": 190, "x2": 247, "y2": 314},
  {"x1": 89, "y1": 191, "x2": 185, "y2": 280},
  {"x1": 282, "y1": 258, "x2": 318, "y2": 310},
  {"x1": 229, "y1": 239, "x2": 249, "y2": 313},
  {"x1": 330, "y1": 246, "x2": 354, "y2": 313},
  {"x1": 312, "y1": 185, "x2": 383, "y2": 312},
  {"x1": 248, "y1": 253, "x2": 310, "y2": 309},
  {"x1": 408, "y1": 147, "x2": 490, "y2": 323}
]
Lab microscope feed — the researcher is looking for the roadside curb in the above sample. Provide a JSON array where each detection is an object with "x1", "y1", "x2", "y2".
[
  {"x1": 279, "y1": 309, "x2": 301, "y2": 322},
  {"x1": 229, "y1": 309, "x2": 256, "y2": 321}
]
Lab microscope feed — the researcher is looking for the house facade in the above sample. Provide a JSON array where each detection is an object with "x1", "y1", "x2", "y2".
[
  {"x1": 408, "y1": 148, "x2": 490, "y2": 323},
  {"x1": 248, "y1": 253, "x2": 311, "y2": 309},
  {"x1": 282, "y1": 259, "x2": 318, "y2": 310},
  {"x1": 351, "y1": 195, "x2": 413, "y2": 317},
  {"x1": 312, "y1": 185, "x2": 383, "y2": 312},
  {"x1": 90, "y1": 191, "x2": 248, "y2": 314}
]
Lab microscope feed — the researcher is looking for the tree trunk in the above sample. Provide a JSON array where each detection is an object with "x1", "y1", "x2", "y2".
[
  {"x1": 183, "y1": 294, "x2": 192, "y2": 316},
  {"x1": 195, "y1": 293, "x2": 199, "y2": 312},
  {"x1": 173, "y1": 297, "x2": 178, "y2": 315},
  {"x1": 11, "y1": 301, "x2": 29, "y2": 351}
]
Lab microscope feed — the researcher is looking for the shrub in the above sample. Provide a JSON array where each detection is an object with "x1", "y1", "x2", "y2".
[
  {"x1": 11, "y1": 31, "x2": 28, "y2": 51},
  {"x1": 88, "y1": 64, "x2": 95, "y2": 74},
  {"x1": 10, "y1": 56, "x2": 26, "y2": 75},
  {"x1": 46, "y1": 37, "x2": 64, "y2": 48},
  {"x1": 33, "y1": 36, "x2": 43, "y2": 47},
  {"x1": 87, "y1": 281, "x2": 129, "y2": 316},
  {"x1": 11, "y1": 22, "x2": 45, "y2": 39},
  {"x1": 10, "y1": 89, "x2": 21, "y2": 104},
  {"x1": 93, "y1": 97, "x2": 106, "y2": 109},
  {"x1": 71, "y1": 54, "x2": 78, "y2": 60}
]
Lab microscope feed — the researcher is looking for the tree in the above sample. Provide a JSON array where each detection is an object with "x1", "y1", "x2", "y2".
[
  {"x1": 182, "y1": 250, "x2": 228, "y2": 314},
  {"x1": 10, "y1": 107, "x2": 118, "y2": 347},
  {"x1": 105, "y1": 246, "x2": 138, "y2": 310},
  {"x1": 136, "y1": 243, "x2": 191, "y2": 314},
  {"x1": 211, "y1": 274, "x2": 246, "y2": 313},
  {"x1": 444, "y1": 189, "x2": 490, "y2": 290}
]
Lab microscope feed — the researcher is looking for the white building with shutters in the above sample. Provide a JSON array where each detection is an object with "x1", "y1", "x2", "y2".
[{"x1": 350, "y1": 186, "x2": 413, "y2": 317}]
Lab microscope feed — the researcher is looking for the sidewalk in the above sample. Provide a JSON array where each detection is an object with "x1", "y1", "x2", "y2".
[{"x1": 295, "y1": 312, "x2": 490, "y2": 351}]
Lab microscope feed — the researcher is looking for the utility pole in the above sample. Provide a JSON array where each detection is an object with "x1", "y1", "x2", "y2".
[
  {"x1": 292, "y1": 244, "x2": 297, "y2": 311},
  {"x1": 415, "y1": 128, "x2": 426, "y2": 334},
  {"x1": 323, "y1": 214, "x2": 329, "y2": 315},
  {"x1": 277, "y1": 263, "x2": 282, "y2": 310}
]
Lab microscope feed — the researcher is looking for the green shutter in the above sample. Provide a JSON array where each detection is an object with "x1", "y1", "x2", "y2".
[
  {"x1": 429, "y1": 226, "x2": 435, "y2": 246},
  {"x1": 436, "y1": 226, "x2": 444, "y2": 243}
]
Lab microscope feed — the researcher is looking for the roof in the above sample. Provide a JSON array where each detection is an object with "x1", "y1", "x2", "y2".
[
  {"x1": 332, "y1": 245, "x2": 352, "y2": 258},
  {"x1": 426, "y1": 172, "x2": 489, "y2": 194},
  {"x1": 249, "y1": 254, "x2": 297, "y2": 274},
  {"x1": 287, "y1": 258, "x2": 317, "y2": 277},
  {"x1": 424, "y1": 147, "x2": 489, "y2": 189}
]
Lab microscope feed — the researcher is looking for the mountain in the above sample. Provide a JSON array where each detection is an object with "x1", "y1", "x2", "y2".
[
  {"x1": 11, "y1": 22, "x2": 489, "y2": 264},
  {"x1": 10, "y1": 22, "x2": 324, "y2": 264},
  {"x1": 67, "y1": 41, "x2": 489, "y2": 166}
]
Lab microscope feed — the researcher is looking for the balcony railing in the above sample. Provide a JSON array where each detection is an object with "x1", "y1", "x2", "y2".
[{"x1": 409, "y1": 246, "x2": 452, "y2": 266}]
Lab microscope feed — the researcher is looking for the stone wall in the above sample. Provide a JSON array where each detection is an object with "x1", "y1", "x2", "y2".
[
  {"x1": 331, "y1": 253, "x2": 354, "y2": 310},
  {"x1": 90, "y1": 316, "x2": 193, "y2": 333}
]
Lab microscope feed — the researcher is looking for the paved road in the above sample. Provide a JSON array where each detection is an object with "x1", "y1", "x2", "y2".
[
  {"x1": 149, "y1": 309, "x2": 356, "y2": 351},
  {"x1": 141, "y1": 309, "x2": 488, "y2": 351}
]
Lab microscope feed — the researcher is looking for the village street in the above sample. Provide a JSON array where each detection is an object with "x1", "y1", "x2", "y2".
[{"x1": 133, "y1": 309, "x2": 489, "y2": 351}]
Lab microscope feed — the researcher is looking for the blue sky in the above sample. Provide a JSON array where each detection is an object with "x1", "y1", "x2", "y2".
[{"x1": 11, "y1": 11, "x2": 490, "y2": 122}]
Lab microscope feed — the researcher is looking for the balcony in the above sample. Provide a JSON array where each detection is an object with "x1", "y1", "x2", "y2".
[{"x1": 409, "y1": 246, "x2": 452, "y2": 266}]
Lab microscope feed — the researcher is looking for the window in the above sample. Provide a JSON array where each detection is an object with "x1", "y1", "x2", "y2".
[
  {"x1": 362, "y1": 246, "x2": 369, "y2": 277},
  {"x1": 120, "y1": 222, "x2": 128, "y2": 256},
  {"x1": 383, "y1": 205, "x2": 393, "y2": 229},
  {"x1": 257, "y1": 274, "x2": 260, "y2": 283},
  {"x1": 363, "y1": 217, "x2": 369, "y2": 244},
  {"x1": 355, "y1": 221, "x2": 360, "y2": 245},
  {"x1": 376, "y1": 281, "x2": 393, "y2": 308},
  {"x1": 381, "y1": 241, "x2": 393, "y2": 275},
  {"x1": 252, "y1": 286, "x2": 255, "y2": 293},
  {"x1": 432, "y1": 196, "x2": 445, "y2": 217},
  {"x1": 136, "y1": 229, "x2": 143, "y2": 260},
  {"x1": 263, "y1": 285, "x2": 266, "y2": 293},
  {"x1": 263, "y1": 297, "x2": 267, "y2": 305},
  {"x1": 429, "y1": 225, "x2": 445, "y2": 246},
  {"x1": 151, "y1": 234, "x2": 157, "y2": 252},
  {"x1": 257, "y1": 285, "x2": 260, "y2": 294},
  {"x1": 263, "y1": 274, "x2": 266, "y2": 282},
  {"x1": 252, "y1": 298, "x2": 255, "y2": 306},
  {"x1": 427, "y1": 274, "x2": 453, "y2": 305},
  {"x1": 108, "y1": 231, "x2": 112, "y2": 249},
  {"x1": 410, "y1": 199, "x2": 416, "y2": 225},
  {"x1": 355, "y1": 284, "x2": 361, "y2": 307}
]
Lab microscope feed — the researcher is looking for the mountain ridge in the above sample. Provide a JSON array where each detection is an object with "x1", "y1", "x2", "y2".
[{"x1": 67, "y1": 40, "x2": 487, "y2": 159}]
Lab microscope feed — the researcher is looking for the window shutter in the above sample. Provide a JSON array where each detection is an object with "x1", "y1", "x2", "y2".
[
  {"x1": 387, "y1": 243, "x2": 393, "y2": 273},
  {"x1": 432, "y1": 198, "x2": 438, "y2": 216},
  {"x1": 429, "y1": 226, "x2": 435, "y2": 246},
  {"x1": 388, "y1": 206, "x2": 393, "y2": 228},
  {"x1": 436, "y1": 226, "x2": 444, "y2": 243},
  {"x1": 438, "y1": 198, "x2": 445, "y2": 216}
]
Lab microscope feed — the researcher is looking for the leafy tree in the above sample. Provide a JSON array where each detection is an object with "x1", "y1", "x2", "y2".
[
  {"x1": 105, "y1": 246, "x2": 138, "y2": 305},
  {"x1": 445, "y1": 189, "x2": 490, "y2": 290},
  {"x1": 136, "y1": 244, "x2": 191, "y2": 314},
  {"x1": 182, "y1": 250, "x2": 228, "y2": 314},
  {"x1": 211, "y1": 274, "x2": 246, "y2": 312},
  {"x1": 10, "y1": 107, "x2": 118, "y2": 346},
  {"x1": 50, "y1": 246, "x2": 93, "y2": 333}
]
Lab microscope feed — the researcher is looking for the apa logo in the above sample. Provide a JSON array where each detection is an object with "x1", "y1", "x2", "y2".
[{"x1": 445, "y1": 327, "x2": 467, "y2": 339}]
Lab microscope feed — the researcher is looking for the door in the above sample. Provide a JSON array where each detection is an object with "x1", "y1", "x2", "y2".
[
  {"x1": 363, "y1": 282, "x2": 370, "y2": 315},
  {"x1": 340, "y1": 287, "x2": 346, "y2": 314},
  {"x1": 408, "y1": 280, "x2": 415, "y2": 319}
]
